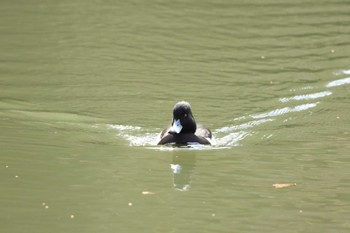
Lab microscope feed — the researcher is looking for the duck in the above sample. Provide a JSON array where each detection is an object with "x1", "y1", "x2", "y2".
[{"x1": 157, "y1": 101, "x2": 213, "y2": 145}]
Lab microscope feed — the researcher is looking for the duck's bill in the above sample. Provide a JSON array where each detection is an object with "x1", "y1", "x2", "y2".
[{"x1": 170, "y1": 119, "x2": 183, "y2": 134}]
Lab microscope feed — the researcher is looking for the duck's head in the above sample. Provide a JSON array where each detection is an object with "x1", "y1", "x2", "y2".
[{"x1": 168, "y1": 101, "x2": 197, "y2": 135}]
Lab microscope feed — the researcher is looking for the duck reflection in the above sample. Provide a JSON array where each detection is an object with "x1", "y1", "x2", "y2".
[{"x1": 170, "y1": 151, "x2": 196, "y2": 191}]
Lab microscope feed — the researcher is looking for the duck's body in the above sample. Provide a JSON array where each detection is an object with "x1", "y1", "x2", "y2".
[{"x1": 157, "y1": 101, "x2": 213, "y2": 145}]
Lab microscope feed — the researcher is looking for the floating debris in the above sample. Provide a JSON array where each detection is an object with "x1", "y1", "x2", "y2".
[
  {"x1": 142, "y1": 191, "x2": 155, "y2": 195},
  {"x1": 272, "y1": 183, "x2": 296, "y2": 188}
]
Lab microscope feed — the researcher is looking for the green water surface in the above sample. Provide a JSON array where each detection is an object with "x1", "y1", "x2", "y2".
[{"x1": 1, "y1": 0, "x2": 350, "y2": 232}]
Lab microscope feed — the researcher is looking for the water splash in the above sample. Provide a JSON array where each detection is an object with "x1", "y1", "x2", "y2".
[
  {"x1": 213, "y1": 119, "x2": 273, "y2": 147},
  {"x1": 108, "y1": 124, "x2": 159, "y2": 146}
]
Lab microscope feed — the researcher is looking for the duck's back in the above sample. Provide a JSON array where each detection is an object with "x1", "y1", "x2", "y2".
[
  {"x1": 195, "y1": 124, "x2": 212, "y2": 139},
  {"x1": 158, "y1": 123, "x2": 212, "y2": 145}
]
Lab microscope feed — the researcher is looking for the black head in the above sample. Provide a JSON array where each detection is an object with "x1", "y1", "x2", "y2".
[{"x1": 168, "y1": 101, "x2": 197, "y2": 134}]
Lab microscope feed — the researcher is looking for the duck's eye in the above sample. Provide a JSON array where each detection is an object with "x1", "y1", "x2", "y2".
[{"x1": 184, "y1": 113, "x2": 187, "y2": 118}]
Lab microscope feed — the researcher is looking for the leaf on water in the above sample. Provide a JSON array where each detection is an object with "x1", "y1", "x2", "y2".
[
  {"x1": 142, "y1": 191, "x2": 156, "y2": 195},
  {"x1": 272, "y1": 183, "x2": 296, "y2": 188}
]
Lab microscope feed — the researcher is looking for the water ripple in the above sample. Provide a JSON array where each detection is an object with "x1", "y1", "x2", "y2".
[
  {"x1": 326, "y1": 77, "x2": 350, "y2": 88},
  {"x1": 215, "y1": 131, "x2": 250, "y2": 147},
  {"x1": 279, "y1": 91, "x2": 332, "y2": 103},
  {"x1": 108, "y1": 71, "x2": 350, "y2": 148},
  {"x1": 250, "y1": 102, "x2": 319, "y2": 119},
  {"x1": 215, "y1": 119, "x2": 274, "y2": 133},
  {"x1": 335, "y1": 70, "x2": 350, "y2": 75}
]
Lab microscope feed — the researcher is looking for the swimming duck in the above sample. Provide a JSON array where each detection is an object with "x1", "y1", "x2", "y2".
[{"x1": 157, "y1": 101, "x2": 213, "y2": 145}]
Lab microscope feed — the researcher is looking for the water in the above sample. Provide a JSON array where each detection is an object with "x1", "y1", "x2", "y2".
[{"x1": 1, "y1": 0, "x2": 350, "y2": 232}]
